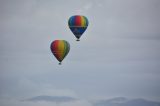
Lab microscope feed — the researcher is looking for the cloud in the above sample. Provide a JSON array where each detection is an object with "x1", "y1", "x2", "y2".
[
  {"x1": 24, "y1": 95, "x2": 77, "y2": 103},
  {"x1": 93, "y1": 97, "x2": 160, "y2": 106},
  {"x1": 83, "y1": 2, "x2": 93, "y2": 10},
  {"x1": 4, "y1": 96, "x2": 160, "y2": 106},
  {"x1": 0, "y1": 95, "x2": 91, "y2": 106}
]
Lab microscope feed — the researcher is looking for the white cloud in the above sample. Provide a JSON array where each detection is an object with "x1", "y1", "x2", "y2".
[
  {"x1": 84, "y1": 2, "x2": 93, "y2": 10},
  {"x1": 0, "y1": 98, "x2": 92, "y2": 106}
]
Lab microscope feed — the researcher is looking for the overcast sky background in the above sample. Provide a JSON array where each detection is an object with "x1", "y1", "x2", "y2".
[{"x1": 0, "y1": 0, "x2": 160, "y2": 106}]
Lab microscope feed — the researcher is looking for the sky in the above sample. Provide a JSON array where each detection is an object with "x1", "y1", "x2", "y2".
[{"x1": 0, "y1": 0, "x2": 160, "y2": 106}]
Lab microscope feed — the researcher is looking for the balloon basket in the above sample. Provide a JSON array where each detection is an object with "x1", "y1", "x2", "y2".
[{"x1": 76, "y1": 39, "x2": 80, "y2": 41}]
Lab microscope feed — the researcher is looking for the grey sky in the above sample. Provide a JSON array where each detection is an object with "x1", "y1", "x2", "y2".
[{"x1": 0, "y1": 0, "x2": 160, "y2": 106}]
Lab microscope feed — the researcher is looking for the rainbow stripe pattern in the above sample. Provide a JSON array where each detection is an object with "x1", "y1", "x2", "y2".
[
  {"x1": 68, "y1": 15, "x2": 89, "y2": 27},
  {"x1": 50, "y1": 40, "x2": 70, "y2": 63},
  {"x1": 68, "y1": 15, "x2": 89, "y2": 40}
]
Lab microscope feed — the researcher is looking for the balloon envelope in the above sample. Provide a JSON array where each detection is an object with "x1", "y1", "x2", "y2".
[
  {"x1": 68, "y1": 15, "x2": 89, "y2": 41},
  {"x1": 50, "y1": 40, "x2": 70, "y2": 64}
]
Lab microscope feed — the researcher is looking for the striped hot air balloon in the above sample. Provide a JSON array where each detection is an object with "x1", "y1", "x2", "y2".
[
  {"x1": 50, "y1": 40, "x2": 70, "y2": 65},
  {"x1": 68, "y1": 15, "x2": 89, "y2": 41}
]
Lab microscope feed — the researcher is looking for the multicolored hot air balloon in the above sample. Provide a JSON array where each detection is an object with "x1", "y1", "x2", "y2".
[
  {"x1": 50, "y1": 40, "x2": 70, "y2": 65},
  {"x1": 68, "y1": 15, "x2": 89, "y2": 41}
]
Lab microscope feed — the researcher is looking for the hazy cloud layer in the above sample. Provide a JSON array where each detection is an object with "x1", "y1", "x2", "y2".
[
  {"x1": 25, "y1": 95, "x2": 77, "y2": 103},
  {"x1": 93, "y1": 97, "x2": 160, "y2": 106},
  {"x1": 1, "y1": 96, "x2": 160, "y2": 106}
]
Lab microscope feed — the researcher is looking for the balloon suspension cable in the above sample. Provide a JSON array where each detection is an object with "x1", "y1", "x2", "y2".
[
  {"x1": 76, "y1": 39, "x2": 80, "y2": 41},
  {"x1": 59, "y1": 62, "x2": 62, "y2": 65}
]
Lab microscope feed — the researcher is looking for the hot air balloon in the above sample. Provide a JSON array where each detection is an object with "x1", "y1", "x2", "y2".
[
  {"x1": 50, "y1": 40, "x2": 70, "y2": 65},
  {"x1": 68, "y1": 15, "x2": 89, "y2": 41}
]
